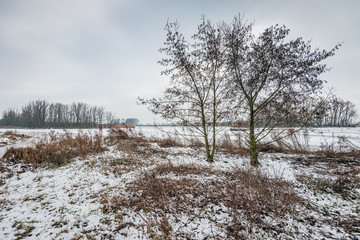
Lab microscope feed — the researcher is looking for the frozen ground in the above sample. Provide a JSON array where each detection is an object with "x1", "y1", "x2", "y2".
[{"x1": 0, "y1": 127, "x2": 359, "y2": 239}]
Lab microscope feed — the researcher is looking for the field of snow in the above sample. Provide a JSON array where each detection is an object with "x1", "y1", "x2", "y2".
[{"x1": 0, "y1": 127, "x2": 359, "y2": 239}]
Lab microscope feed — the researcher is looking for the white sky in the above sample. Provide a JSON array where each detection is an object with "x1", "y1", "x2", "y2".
[{"x1": 0, "y1": 0, "x2": 359, "y2": 124}]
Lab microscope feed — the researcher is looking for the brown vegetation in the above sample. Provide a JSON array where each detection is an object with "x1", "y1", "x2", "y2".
[
  {"x1": 1, "y1": 130, "x2": 104, "y2": 168},
  {"x1": 104, "y1": 128, "x2": 130, "y2": 145},
  {"x1": 0, "y1": 131, "x2": 30, "y2": 145},
  {"x1": 217, "y1": 132, "x2": 248, "y2": 155},
  {"x1": 153, "y1": 136, "x2": 183, "y2": 148},
  {"x1": 101, "y1": 163, "x2": 300, "y2": 239}
]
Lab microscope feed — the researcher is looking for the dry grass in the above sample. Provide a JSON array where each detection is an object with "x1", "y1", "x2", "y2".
[
  {"x1": 101, "y1": 163, "x2": 301, "y2": 239},
  {"x1": 1, "y1": 131, "x2": 29, "y2": 140},
  {"x1": 1, "y1": 130, "x2": 104, "y2": 168},
  {"x1": 0, "y1": 131, "x2": 30, "y2": 147},
  {"x1": 297, "y1": 173, "x2": 360, "y2": 200},
  {"x1": 217, "y1": 132, "x2": 248, "y2": 155},
  {"x1": 300, "y1": 135, "x2": 360, "y2": 169},
  {"x1": 153, "y1": 137, "x2": 183, "y2": 148},
  {"x1": 12, "y1": 221, "x2": 35, "y2": 240},
  {"x1": 217, "y1": 129, "x2": 313, "y2": 156},
  {"x1": 104, "y1": 128, "x2": 130, "y2": 145},
  {"x1": 96, "y1": 128, "x2": 169, "y2": 175},
  {"x1": 105, "y1": 128, "x2": 151, "y2": 149},
  {"x1": 292, "y1": 135, "x2": 360, "y2": 169},
  {"x1": 153, "y1": 162, "x2": 216, "y2": 176},
  {"x1": 259, "y1": 129, "x2": 311, "y2": 154}
]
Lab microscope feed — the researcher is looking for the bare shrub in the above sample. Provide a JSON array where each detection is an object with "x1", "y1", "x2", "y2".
[
  {"x1": 1, "y1": 130, "x2": 104, "y2": 168},
  {"x1": 260, "y1": 129, "x2": 311, "y2": 154},
  {"x1": 217, "y1": 132, "x2": 248, "y2": 155},
  {"x1": 337, "y1": 219, "x2": 360, "y2": 234},
  {"x1": 289, "y1": 128, "x2": 310, "y2": 152}
]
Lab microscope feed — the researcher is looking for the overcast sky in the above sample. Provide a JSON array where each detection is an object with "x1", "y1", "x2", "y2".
[{"x1": 0, "y1": 0, "x2": 359, "y2": 124}]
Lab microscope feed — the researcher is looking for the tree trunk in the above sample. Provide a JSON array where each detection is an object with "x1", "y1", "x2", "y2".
[
  {"x1": 201, "y1": 104, "x2": 213, "y2": 163},
  {"x1": 203, "y1": 129, "x2": 213, "y2": 162},
  {"x1": 249, "y1": 106, "x2": 259, "y2": 166},
  {"x1": 210, "y1": 78, "x2": 217, "y2": 163}
]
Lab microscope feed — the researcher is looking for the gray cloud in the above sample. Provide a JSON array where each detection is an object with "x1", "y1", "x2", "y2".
[{"x1": 0, "y1": 0, "x2": 359, "y2": 123}]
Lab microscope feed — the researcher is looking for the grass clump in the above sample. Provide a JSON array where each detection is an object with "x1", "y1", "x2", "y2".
[
  {"x1": 1, "y1": 130, "x2": 104, "y2": 168},
  {"x1": 12, "y1": 221, "x2": 35, "y2": 240}
]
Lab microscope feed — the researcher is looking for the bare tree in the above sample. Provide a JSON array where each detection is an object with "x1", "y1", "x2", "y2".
[
  {"x1": 105, "y1": 112, "x2": 117, "y2": 127},
  {"x1": 223, "y1": 15, "x2": 341, "y2": 166},
  {"x1": 0, "y1": 108, "x2": 19, "y2": 126},
  {"x1": 96, "y1": 106, "x2": 105, "y2": 125},
  {"x1": 315, "y1": 97, "x2": 358, "y2": 127},
  {"x1": 140, "y1": 18, "x2": 230, "y2": 162},
  {"x1": 32, "y1": 100, "x2": 48, "y2": 128},
  {"x1": 71, "y1": 102, "x2": 87, "y2": 127}
]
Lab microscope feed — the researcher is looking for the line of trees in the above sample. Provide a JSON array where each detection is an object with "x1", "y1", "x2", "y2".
[
  {"x1": 141, "y1": 14, "x2": 343, "y2": 166},
  {"x1": 313, "y1": 97, "x2": 358, "y2": 127},
  {"x1": 0, "y1": 100, "x2": 118, "y2": 128}
]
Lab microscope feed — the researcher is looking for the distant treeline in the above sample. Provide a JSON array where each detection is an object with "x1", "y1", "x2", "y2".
[
  {"x1": 313, "y1": 97, "x2": 358, "y2": 127},
  {"x1": 0, "y1": 100, "x2": 118, "y2": 128},
  {"x1": 232, "y1": 97, "x2": 359, "y2": 128}
]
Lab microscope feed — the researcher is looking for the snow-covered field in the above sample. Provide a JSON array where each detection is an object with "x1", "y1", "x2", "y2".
[
  {"x1": 0, "y1": 127, "x2": 359, "y2": 239},
  {"x1": 135, "y1": 126, "x2": 360, "y2": 149}
]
